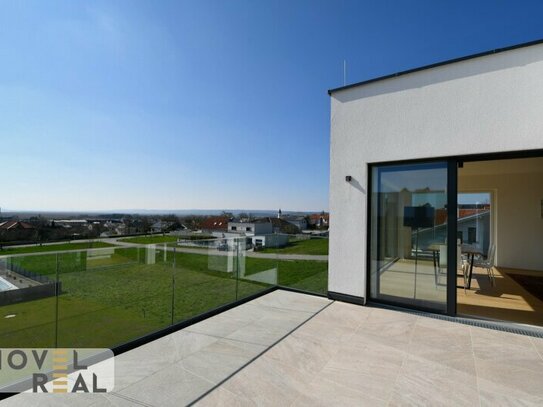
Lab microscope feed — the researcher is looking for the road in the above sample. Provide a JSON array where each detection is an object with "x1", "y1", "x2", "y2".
[{"x1": 0, "y1": 237, "x2": 328, "y2": 262}]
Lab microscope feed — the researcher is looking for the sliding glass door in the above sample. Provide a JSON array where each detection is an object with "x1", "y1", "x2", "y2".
[{"x1": 369, "y1": 161, "x2": 450, "y2": 312}]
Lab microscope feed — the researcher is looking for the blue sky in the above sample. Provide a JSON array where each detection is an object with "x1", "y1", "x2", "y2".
[{"x1": 1, "y1": 1, "x2": 543, "y2": 212}]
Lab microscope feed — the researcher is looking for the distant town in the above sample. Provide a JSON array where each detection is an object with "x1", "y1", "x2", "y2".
[{"x1": 0, "y1": 209, "x2": 329, "y2": 249}]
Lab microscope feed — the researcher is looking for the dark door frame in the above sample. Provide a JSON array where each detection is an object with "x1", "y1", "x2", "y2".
[
  {"x1": 446, "y1": 160, "x2": 458, "y2": 316},
  {"x1": 366, "y1": 148, "x2": 543, "y2": 317},
  {"x1": 366, "y1": 158, "x2": 457, "y2": 316}
]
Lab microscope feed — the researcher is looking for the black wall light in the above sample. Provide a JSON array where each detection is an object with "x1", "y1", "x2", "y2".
[{"x1": 345, "y1": 175, "x2": 352, "y2": 182}]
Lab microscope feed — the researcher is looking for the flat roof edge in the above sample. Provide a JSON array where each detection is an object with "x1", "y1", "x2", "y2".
[{"x1": 327, "y1": 38, "x2": 543, "y2": 96}]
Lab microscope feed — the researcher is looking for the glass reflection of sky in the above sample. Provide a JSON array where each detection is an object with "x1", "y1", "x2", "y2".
[
  {"x1": 378, "y1": 165, "x2": 447, "y2": 194},
  {"x1": 458, "y1": 192, "x2": 491, "y2": 204}
]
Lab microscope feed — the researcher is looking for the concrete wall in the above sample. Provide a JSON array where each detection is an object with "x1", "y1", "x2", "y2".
[
  {"x1": 460, "y1": 164, "x2": 543, "y2": 271},
  {"x1": 252, "y1": 234, "x2": 289, "y2": 248},
  {"x1": 329, "y1": 43, "x2": 543, "y2": 299}
]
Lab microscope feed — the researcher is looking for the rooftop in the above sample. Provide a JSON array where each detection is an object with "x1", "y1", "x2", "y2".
[
  {"x1": 328, "y1": 38, "x2": 543, "y2": 95},
  {"x1": 0, "y1": 221, "x2": 35, "y2": 230},
  {"x1": 5, "y1": 290, "x2": 543, "y2": 406}
]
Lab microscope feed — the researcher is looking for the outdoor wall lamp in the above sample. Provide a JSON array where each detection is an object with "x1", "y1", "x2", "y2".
[{"x1": 345, "y1": 175, "x2": 352, "y2": 182}]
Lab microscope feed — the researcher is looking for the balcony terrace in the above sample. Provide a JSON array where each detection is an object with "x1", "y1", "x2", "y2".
[{"x1": 2, "y1": 289, "x2": 543, "y2": 406}]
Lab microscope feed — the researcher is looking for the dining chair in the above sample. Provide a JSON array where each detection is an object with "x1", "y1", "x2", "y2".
[
  {"x1": 439, "y1": 244, "x2": 468, "y2": 291},
  {"x1": 474, "y1": 244, "x2": 496, "y2": 286}
]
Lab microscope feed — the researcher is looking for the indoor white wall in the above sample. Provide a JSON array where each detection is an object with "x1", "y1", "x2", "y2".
[
  {"x1": 329, "y1": 43, "x2": 543, "y2": 299},
  {"x1": 460, "y1": 171, "x2": 543, "y2": 271}
]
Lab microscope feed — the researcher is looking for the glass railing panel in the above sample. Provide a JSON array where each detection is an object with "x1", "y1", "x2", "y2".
[
  {"x1": 237, "y1": 237, "x2": 277, "y2": 300},
  {"x1": 271, "y1": 234, "x2": 329, "y2": 295},
  {"x1": 56, "y1": 245, "x2": 173, "y2": 348},
  {"x1": 170, "y1": 238, "x2": 238, "y2": 323},
  {"x1": 0, "y1": 253, "x2": 58, "y2": 347},
  {"x1": 0, "y1": 231, "x2": 329, "y2": 352}
]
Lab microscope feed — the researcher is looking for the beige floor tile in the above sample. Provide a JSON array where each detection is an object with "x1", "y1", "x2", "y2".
[
  {"x1": 118, "y1": 363, "x2": 215, "y2": 406},
  {"x1": 185, "y1": 312, "x2": 253, "y2": 338},
  {"x1": 478, "y1": 374, "x2": 543, "y2": 407},
  {"x1": 250, "y1": 290, "x2": 331, "y2": 313},
  {"x1": 479, "y1": 389, "x2": 543, "y2": 407},
  {"x1": 470, "y1": 327, "x2": 543, "y2": 374},
  {"x1": 226, "y1": 308, "x2": 313, "y2": 346},
  {"x1": 530, "y1": 337, "x2": 543, "y2": 361},
  {"x1": 178, "y1": 338, "x2": 265, "y2": 384},
  {"x1": 221, "y1": 353, "x2": 310, "y2": 406},
  {"x1": 225, "y1": 319, "x2": 293, "y2": 346},
  {"x1": 352, "y1": 318, "x2": 417, "y2": 351},
  {"x1": 389, "y1": 355, "x2": 479, "y2": 406},
  {"x1": 110, "y1": 331, "x2": 217, "y2": 391},
  {"x1": 194, "y1": 386, "x2": 256, "y2": 407},
  {"x1": 408, "y1": 322, "x2": 476, "y2": 373},
  {"x1": 475, "y1": 359, "x2": 543, "y2": 399},
  {"x1": 291, "y1": 317, "x2": 356, "y2": 349},
  {"x1": 326, "y1": 342, "x2": 406, "y2": 375},
  {"x1": 0, "y1": 393, "x2": 105, "y2": 407},
  {"x1": 315, "y1": 364, "x2": 397, "y2": 402},
  {"x1": 311, "y1": 301, "x2": 371, "y2": 330},
  {"x1": 292, "y1": 375, "x2": 387, "y2": 407},
  {"x1": 263, "y1": 331, "x2": 337, "y2": 380}
]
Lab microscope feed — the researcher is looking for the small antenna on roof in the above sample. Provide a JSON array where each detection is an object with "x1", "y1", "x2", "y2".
[{"x1": 343, "y1": 60, "x2": 347, "y2": 86}]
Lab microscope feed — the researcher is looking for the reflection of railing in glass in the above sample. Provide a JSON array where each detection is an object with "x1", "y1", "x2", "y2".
[{"x1": 370, "y1": 162, "x2": 448, "y2": 311}]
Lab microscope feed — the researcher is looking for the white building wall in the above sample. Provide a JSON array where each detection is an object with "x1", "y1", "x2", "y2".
[
  {"x1": 228, "y1": 222, "x2": 273, "y2": 235},
  {"x1": 252, "y1": 234, "x2": 289, "y2": 248},
  {"x1": 254, "y1": 222, "x2": 273, "y2": 235},
  {"x1": 460, "y1": 170, "x2": 543, "y2": 271},
  {"x1": 329, "y1": 43, "x2": 543, "y2": 299}
]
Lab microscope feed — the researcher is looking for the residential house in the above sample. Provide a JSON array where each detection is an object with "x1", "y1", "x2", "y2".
[
  {"x1": 227, "y1": 220, "x2": 272, "y2": 236},
  {"x1": 328, "y1": 39, "x2": 543, "y2": 326},
  {"x1": 276, "y1": 209, "x2": 307, "y2": 231},
  {"x1": 200, "y1": 216, "x2": 230, "y2": 234},
  {"x1": 0, "y1": 220, "x2": 36, "y2": 242},
  {"x1": 308, "y1": 213, "x2": 329, "y2": 229},
  {"x1": 268, "y1": 217, "x2": 300, "y2": 234},
  {"x1": 150, "y1": 221, "x2": 174, "y2": 234}
]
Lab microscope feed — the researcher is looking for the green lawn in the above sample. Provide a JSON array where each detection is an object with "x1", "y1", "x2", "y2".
[
  {"x1": 0, "y1": 241, "x2": 114, "y2": 256},
  {"x1": 118, "y1": 235, "x2": 216, "y2": 245},
  {"x1": 259, "y1": 238, "x2": 329, "y2": 255},
  {"x1": 117, "y1": 235, "x2": 179, "y2": 244},
  {"x1": 0, "y1": 247, "x2": 327, "y2": 349}
]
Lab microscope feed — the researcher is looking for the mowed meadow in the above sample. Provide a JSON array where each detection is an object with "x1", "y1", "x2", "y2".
[{"x1": 0, "y1": 244, "x2": 327, "y2": 349}]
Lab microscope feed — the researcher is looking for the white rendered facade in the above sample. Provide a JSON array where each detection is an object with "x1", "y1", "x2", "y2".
[{"x1": 329, "y1": 41, "x2": 543, "y2": 301}]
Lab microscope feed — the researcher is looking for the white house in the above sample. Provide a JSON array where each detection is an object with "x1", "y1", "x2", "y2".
[
  {"x1": 227, "y1": 220, "x2": 273, "y2": 236},
  {"x1": 328, "y1": 39, "x2": 543, "y2": 324}
]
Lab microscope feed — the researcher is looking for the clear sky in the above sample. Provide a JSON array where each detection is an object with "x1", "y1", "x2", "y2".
[{"x1": 2, "y1": 1, "x2": 543, "y2": 212}]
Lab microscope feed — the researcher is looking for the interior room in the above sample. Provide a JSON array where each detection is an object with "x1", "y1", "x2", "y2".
[{"x1": 457, "y1": 156, "x2": 543, "y2": 327}]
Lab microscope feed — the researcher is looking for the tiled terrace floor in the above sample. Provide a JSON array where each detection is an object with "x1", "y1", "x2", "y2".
[{"x1": 3, "y1": 290, "x2": 543, "y2": 406}]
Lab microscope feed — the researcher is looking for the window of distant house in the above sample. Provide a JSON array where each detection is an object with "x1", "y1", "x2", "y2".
[
  {"x1": 468, "y1": 227, "x2": 476, "y2": 244},
  {"x1": 246, "y1": 227, "x2": 252, "y2": 232},
  {"x1": 231, "y1": 226, "x2": 237, "y2": 231},
  {"x1": 457, "y1": 231, "x2": 464, "y2": 243}
]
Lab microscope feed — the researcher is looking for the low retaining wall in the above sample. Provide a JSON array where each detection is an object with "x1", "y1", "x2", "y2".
[{"x1": 0, "y1": 282, "x2": 61, "y2": 306}]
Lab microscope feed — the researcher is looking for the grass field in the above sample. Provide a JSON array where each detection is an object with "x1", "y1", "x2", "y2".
[
  {"x1": 0, "y1": 241, "x2": 115, "y2": 256},
  {"x1": 117, "y1": 235, "x2": 179, "y2": 244},
  {"x1": 0, "y1": 247, "x2": 327, "y2": 349},
  {"x1": 118, "y1": 235, "x2": 216, "y2": 245},
  {"x1": 259, "y1": 238, "x2": 329, "y2": 255}
]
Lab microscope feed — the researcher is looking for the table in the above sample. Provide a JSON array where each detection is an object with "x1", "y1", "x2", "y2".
[
  {"x1": 462, "y1": 245, "x2": 483, "y2": 290},
  {"x1": 426, "y1": 244, "x2": 483, "y2": 289}
]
